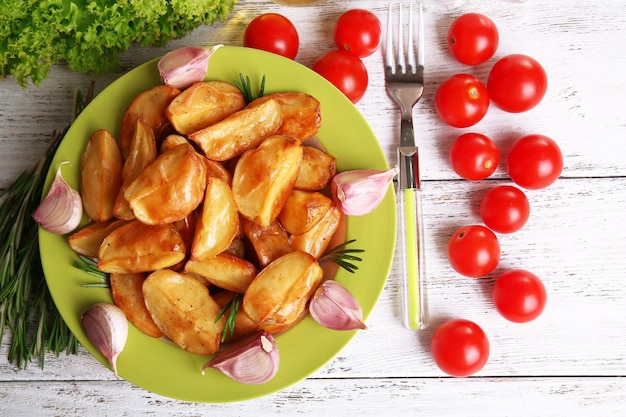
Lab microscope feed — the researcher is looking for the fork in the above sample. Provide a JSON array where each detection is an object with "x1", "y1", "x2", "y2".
[{"x1": 384, "y1": 2, "x2": 428, "y2": 330}]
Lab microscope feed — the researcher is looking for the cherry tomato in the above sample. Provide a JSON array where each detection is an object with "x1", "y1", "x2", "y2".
[
  {"x1": 312, "y1": 50, "x2": 368, "y2": 103},
  {"x1": 448, "y1": 13, "x2": 499, "y2": 66},
  {"x1": 243, "y1": 13, "x2": 299, "y2": 60},
  {"x1": 487, "y1": 54, "x2": 548, "y2": 113},
  {"x1": 447, "y1": 225, "x2": 500, "y2": 278},
  {"x1": 449, "y1": 133, "x2": 500, "y2": 180},
  {"x1": 435, "y1": 74, "x2": 489, "y2": 128},
  {"x1": 480, "y1": 185, "x2": 530, "y2": 234},
  {"x1": 493, "y1": 269, "x2": 547, "y2": 323},
  {"x1": 507, "y1": 134, "x2": 563, "y2": 189},
  {"x1": 431, "y1": 318, "x2": 490, "y2": 377},
  {"x1": 334, "y1": 9, "x2": 382, "y2": 58}
]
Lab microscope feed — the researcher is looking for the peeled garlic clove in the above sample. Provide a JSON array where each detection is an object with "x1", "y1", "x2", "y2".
[
  {"x1": 202, "y1": 331, "x2": 279, "y2": 384},
  {"x1": 158, "y1": 45, "x2": 222, "y2": 89},
  {"x1": 34, "y1": 164, "x2": 83, "y2": 235},
  {"x1": 330, "y1": 167, "x2": 399, "y2": 216},
  {"x1": 309, "y1": 280, "x2": 367, "y2": 331},
  {"x1": 81, "y1": 303, "x2": 129, "y2": 377}
]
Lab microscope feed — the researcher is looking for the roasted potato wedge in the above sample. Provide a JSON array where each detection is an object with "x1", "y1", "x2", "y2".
[
  {"x1": 118, "y1": 84, "x2": 180, "y2": 158},
  {"x1": 185, "y1": 252, "x2": 257, "y2": 294},
  {"x1": 224, "y1": 237, "x2": 247, "y2": 259},
  {"x1": 295, "y1": 146, "x2": 337, "y2": 191},
  {"x1": 291, "y1": 203, "x2": 343, "y2": 259},
  {"x1": 173, "y1": 211, "x2": 197, "y2": 252},
  {"x1": 203, "y1": 156, "x2": 233, "y2": 186},
  {"x1": 124, "y1": 143, "x2": 207, "y2": 225},
  {"x1": 170, "y1": 211, "x2": 198, "y2": 271},
  {"x1": 98, "y1": 220, "x2": 186, "y2": 273},
  {"x1": 242, "y1": 218, "x2": 292, "y2": 268},
  {"x1": 278, "y1": 190, "x2": 332, "y2": 235},
  {"x1": 188, "y1": 98, "x2": 283, "y2": 161},
  {"x1": 165, "y1": 81, "x2": 246, "y2": 135},
  {"x1": 143, "y1": 269, "x2": 225, "y2": 355},
  {"x1": 243, "y1": 251, "x2": 324, "y2": 326},
  {"x1": 68, "y1": 218, "x2": 128, "y2": 258},
  {"x1": 80, "y1": 129, "x2": 124, "y2": 222},
  {"x1": 113, "y1": 120, "x2": 158, "y2": 220},
  {"x1": 190, "y1": 176, "x2": 239, "y2": 261},
  {"x1": 248, "y1": 92, "x2": 321, "y2": 141},
  {"x1": 232, "y1": 135, "x2": 303, "y2": 227},
  {"x1": 160, "y1": 134, "x2": 188, "y2": 153},
  {"x1": 212, "y1": 291, "x2": 259, "y2": 343},
  {"x1": 110, "y1": 273, "x2": 163, "y2": 338}
]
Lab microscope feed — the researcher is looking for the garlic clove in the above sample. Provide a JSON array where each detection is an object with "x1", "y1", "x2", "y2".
[
  {"x1": 81, "y1": 303, "x2": 129, "y2": 377},
  {"x1": 330, "y1": 167, "x2": 399, "y2": 216},
  {"x1": 34, "y1": 163, "x2": 83, "y2": 235},
  {"x1": 202, "y1": 331, "x2": 279, "y2": 384},
  {"x1": 309, "y1": 280, "x2": 367, "y2": 331},
  {"x1": 158, "y1": 45, "x2": 222, "y2": 89}
]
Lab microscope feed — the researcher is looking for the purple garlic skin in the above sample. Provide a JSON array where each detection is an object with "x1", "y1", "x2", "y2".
[
  {"x1": 309, "y1": 280, "x2": 367, "y2": 331},
  {"x1": 34, "y1": 164, "x2": 83, "y2": 235},
  {"x1": 158, "y1": 45, "x2": 222, "y2": 89},
  {"x1": 81, "y1": 303, "x2": 129, "y2": 377},
  {"x1": 331, "y1": 167, "x2": 398, "y2": 216},
  {"x1": 202, "y1": 331, "x2": 279, "y2": 384}
]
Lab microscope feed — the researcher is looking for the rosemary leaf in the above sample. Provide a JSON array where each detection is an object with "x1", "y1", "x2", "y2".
[
  {"x1": 320, "y1": 239, "x2": 365, "y2": 274},
  {"x1": 234, "y1": 73, "x2": 267, "y2": 104},
  {"x1": 74, "y1": 255, "x2": 107, "y2": 279},
  {"x1": 216, "y1": 293, "x2": 242, "y2": 343}
]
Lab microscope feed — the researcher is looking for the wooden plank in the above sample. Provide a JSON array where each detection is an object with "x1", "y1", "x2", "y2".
[{"x1": 0, "y1": 377, "x2": 624, "y2": 416}]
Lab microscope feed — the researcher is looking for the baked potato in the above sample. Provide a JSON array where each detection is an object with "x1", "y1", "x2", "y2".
[
  {"x1": 98, "y1": 220, "x2": 186, "y2": 273},
  {"x1": 118, "y1": 84, "x2": 180, "y2": 158},
  {"x1": 232, "y1": 135, "x2": 303, "y2": 227},
  {"x1": 124, "y1": 143, "x2": 207, "y2": 225},
  {"x1": 143, "y1": 269, "x2": 225, "y2": 355},
  {"x1": 248, "y1": 92, "x2": 321, "y2": 141},
  {"x1": 80, "y1": 129, "x2": 123, "y2": 222},
  {"x1": 188, "y1": 98, "x2": 283, "y2": 161},
  {"x1": 165, "y1": 81, "x2": 246, "y2": 135},
  {"x1": 243, "y1": 251, "x2": 324, "y2": 326}
]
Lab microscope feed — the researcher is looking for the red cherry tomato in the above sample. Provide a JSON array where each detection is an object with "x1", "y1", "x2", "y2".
[
  {"x1": 480, "y1": 185, "x2": 530, "y2": 234},
  {"x1": 448, "y1": 13, "x2": 499, "y2": 66},
  {"x1": 243, "y1": 13, "x2": 299, "y2": 60},
  {"x1": 431, "y1": 318, "x2": 490, "y2": 377},
  {"x1": 507, "y1": 134, "x2": 563, "y2": 189},
  {"x1": 435, "y1": 74, "x2": 489, "y2": 128},
  {"x1": 487, "y1": 54, "x2": 548, "y2": 113},
  {"x1": 447, "y1": 225, "x2": 500, "y2": 278},
  {"x1": 334, "y1": 9, "x2": 382, "y2": 58},
  {"x1": 312, "y1": 50, "x2": 368, "y2": 103},
  {"x1": 449, "y1": 132, "x2": 500, "y2": 180},
  {"x1": 493, "y1": 269, "x2": 547, "y2": 323}
]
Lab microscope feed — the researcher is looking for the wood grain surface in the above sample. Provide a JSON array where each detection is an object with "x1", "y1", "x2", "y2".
[{"x1": 1, "y1": 0, "x2": 625, "y2": 415}]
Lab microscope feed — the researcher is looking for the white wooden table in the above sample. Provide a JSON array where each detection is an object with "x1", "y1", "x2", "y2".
[{"x1": 1, "y1": 0, "x2": 625, "y2": 415}]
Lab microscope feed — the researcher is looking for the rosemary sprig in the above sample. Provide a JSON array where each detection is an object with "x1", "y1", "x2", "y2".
[
  {"x1": 234, "y1": 73, "x2": 266, "y2": 104},
  {"x1": 320, "y1": 239, "x2": 365, "y2": 274},
  {"x1": 75, "y1": 255, "x2": 110, "y2": 288},
  {"x1": 215, "y1": 293, "x2": 242, "y2": 343},
  {"x1": 0, "y1": 81, "x2": 95, "y2": 368}
]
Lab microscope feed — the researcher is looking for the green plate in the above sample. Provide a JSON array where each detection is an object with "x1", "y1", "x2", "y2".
[{"x1": 39, "y1": 46, "x2": 396, "y2": 403}]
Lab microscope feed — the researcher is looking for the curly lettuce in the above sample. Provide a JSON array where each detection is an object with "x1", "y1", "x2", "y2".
[{"x1": 0, "y1": 0, "x2": 237, "y2": 87}]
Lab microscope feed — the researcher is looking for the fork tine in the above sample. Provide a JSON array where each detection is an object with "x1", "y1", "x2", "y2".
[
  {"x1": 385, "y1": 2, "x2": 395, "y2": 71},
  {"x1": 407, "y1": 3, "x2": 416, "y2": 72},
  {"x1": 386, "y1": 2, "x2": 424, "y2": 75},
  {"x1": 417, "y1": 2, "x2": 424, "y2": 69},
  {"x1": 397, "y1": 4, "x2": 406, "y2": 73}
]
